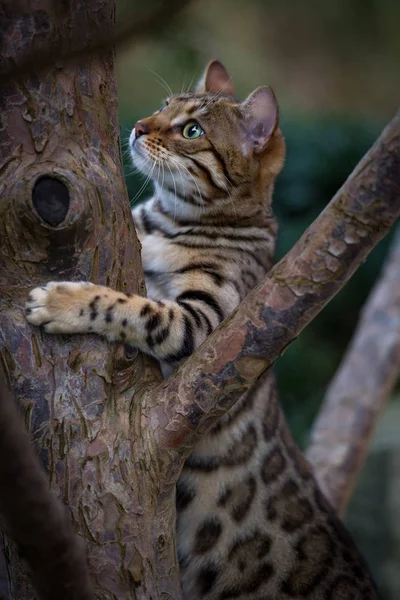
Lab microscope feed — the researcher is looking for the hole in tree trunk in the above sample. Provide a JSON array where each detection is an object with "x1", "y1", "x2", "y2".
[{"x1": 32, "y1": 176, "x2": 70, "y2": 226}]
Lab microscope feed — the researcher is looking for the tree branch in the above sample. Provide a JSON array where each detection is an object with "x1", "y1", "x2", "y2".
[
  {"x1": 306, "y1": 228, "x2": 400, "y2": 516},
  {"x1": 148, "y1": 111, "x2": 400, "y2": 475},
  {"x1": 0, "y1": 378, "x2": 95, "y2": 600}
]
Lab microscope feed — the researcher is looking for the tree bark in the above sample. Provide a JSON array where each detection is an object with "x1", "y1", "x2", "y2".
[
  {"x1": 0, "y1": 379, "x2": 95, "y2": 600},
  {"x1": 307, "y1": 228, "x2": 400, "y2": 516}
]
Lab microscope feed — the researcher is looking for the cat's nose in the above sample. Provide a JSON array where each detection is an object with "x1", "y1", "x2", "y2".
[{"x1": 135, "y1": 121, "x2": 149, "y2": 138}]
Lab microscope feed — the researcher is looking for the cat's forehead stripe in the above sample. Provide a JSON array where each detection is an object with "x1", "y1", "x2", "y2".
[
  {"x1": 169, "y1": 94, "x2": 224, "y2": 111},
  {"x1": 174, "y1": 99, "x2": 207, "y2": 112},
  {"x1": 168, "y1": 95, "x2": 241, "y2": 125},
  {"x1": 171, "y1": 93, "x2": 210, "y2": 102},
  {"x1": 169, "y1": 102, "x2": 206, "y2": 126}
]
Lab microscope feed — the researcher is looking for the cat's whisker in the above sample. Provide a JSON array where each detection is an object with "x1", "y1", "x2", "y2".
[
  {"x1": 180, "y1": 75, "x2": 186, "y2": 95},
  {"x1": 172, "y1": 169, "x2": 178, "y2": 220},
  {"x1": 154, "y1": 158, "x2": 167, "y2": 205},
  {"x1": 149, "y1": 69, "x2": 173, "y2": 98},
  {"x1": 176, "y1": 162, "x2": 195, "y2": 203},
  {"x1": 164, "y1": 160, "x2": 179, "y2": 219},
  {"x1": 225, "y1": 189, "x2": 238, "y2": 221},
  {"x1": 121, "y1": 132, "x2": 134, "y2": 150},
  {"x1": 155, "y1": 157, "x2": 163, "y2": 197},
  {"x1": 125, "y1": 154, "x2": 151, "y2": 178},
  {"x1": 185, "y1": 75, "x2": 195, "y2": 94},
  {"x1": 157, "y1": 149, "x2": 192, "y2": 215},
  {"x1": 160, "y1": 161, "x2": 166, "y2": 200},
  {"x1": 183, "y1": 169, "x2": 206, "y2": 207},
  {"x1": 122, "y1": 147, "x2": 133, "y2": 159},
  {"x1": 168, "y1": 155, "x2": 205, "y2": 207},
  {"x1": 155, "y1": 160, "x2": 166, "y2": 206},
  {"x1": 131, "y1": 176, "x2": 151, "y2": 203},
  {"x1": 214, "y1": 174, "x2": 237, "y2": 218},
  {"x1": 169, "y1": 160, "x2": 199, "y2": 206},
  {"x1": 165, "y1": 154, "x2": 186, "y2": 196},
  {"x1": 172, "y1": 162, "x2": 188, "y2": 219},
  {"x1": 217, "y1": 172, "x2": 235, "y2": 210},
  {"x1": 131, "y1": 157, "x2": 157, "y2": 203},
  {"x1": 124, "y1": 168, "x2": 142, "y2": 177},
  {"x1": 124, "y1": 160, "x2": 149, "y2": 177}
]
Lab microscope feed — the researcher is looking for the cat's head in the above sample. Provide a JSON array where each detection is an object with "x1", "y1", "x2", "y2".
[{"x1": 129, "y1": 60, "x2": 285, "y2": 215}]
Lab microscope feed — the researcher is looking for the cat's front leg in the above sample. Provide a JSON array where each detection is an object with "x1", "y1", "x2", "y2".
[
  {"x1": 26, "y1": 282, "x2": 162, "y2": 342},
  {"x1": 25, "y1": 280, "x2": 225, "y2": 363}
]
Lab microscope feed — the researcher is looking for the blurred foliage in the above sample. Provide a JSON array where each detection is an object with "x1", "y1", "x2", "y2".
[{"x1": 116, "y1": 0, "x2": 400, "y2": 118}]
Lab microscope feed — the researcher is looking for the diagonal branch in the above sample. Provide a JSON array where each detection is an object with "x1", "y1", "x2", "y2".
[
  {"x1": 148, "y1": 110, "x2": 400, "y2": 468},
  {"x1": 306, "y1": 227, "x2": 400, "y2": 517},
  {"x1": 0, "y1": 378, "x2": 95, "y2": 600}
]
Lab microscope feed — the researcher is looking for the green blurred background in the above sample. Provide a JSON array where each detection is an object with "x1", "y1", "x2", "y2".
[{"x1": 116, "y1": 1, "x2": 400, "y2": 596}]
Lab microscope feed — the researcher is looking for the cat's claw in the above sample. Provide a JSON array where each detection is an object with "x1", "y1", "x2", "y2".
[
  {"x1": 25, "y1": 281, "x2": 95, "y2": 334},
  {"x1": 26, "y1": 283, "x2": 58, "y2": 327}
]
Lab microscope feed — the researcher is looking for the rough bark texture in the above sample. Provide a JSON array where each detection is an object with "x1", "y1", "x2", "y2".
[
  {"x1": 0, "y1": 379, "x2": 95, "y2": 600},
  {"x1": 307, "y1": 229, "x2": 400, "y2": 516},
  {"x1": 0, "y1": 2, "x2": 179, "y2": 599},
  {"x1": 147, "y1": 111, "x2": 400, "y2": 472}
]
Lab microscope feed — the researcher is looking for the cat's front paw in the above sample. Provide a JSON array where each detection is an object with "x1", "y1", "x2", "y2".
[{"x1": 25, "y1": 281, "x2": 95, "y2": 334}]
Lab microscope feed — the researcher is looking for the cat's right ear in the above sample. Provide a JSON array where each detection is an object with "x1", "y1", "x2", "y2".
[
  {"x1": 195, "y1": 60, "x2": 236, "y2": 97},
  {"x1": 241, "y1": 86, "x2": 279, "y2": 153}
]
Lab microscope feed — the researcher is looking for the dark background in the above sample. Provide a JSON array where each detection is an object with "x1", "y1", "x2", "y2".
[{"x1": 116, "y1": 1, "x2": 400, "y2": 596}]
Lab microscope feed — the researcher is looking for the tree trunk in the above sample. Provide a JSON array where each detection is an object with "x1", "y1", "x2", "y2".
[{"x1": 0, "y1": 1, "x2": 180, "y2": 598}]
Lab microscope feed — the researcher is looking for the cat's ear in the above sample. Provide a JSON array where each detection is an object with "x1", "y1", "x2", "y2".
[
  {"x1": 241, "y1": 86, "x2": 279, "y2": 153},
  {"x1": 195, "y1": 60, "x2": 236, "y2": 97}
]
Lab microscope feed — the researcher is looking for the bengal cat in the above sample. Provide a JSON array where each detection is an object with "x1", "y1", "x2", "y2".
[{"x1": 26, "y1": 61, "x2": 380, "y2": 599}]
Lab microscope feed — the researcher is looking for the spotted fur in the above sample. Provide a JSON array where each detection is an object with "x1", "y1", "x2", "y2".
[{"x1": 26, "y1": 61, "x2": 379, "y2": 599}]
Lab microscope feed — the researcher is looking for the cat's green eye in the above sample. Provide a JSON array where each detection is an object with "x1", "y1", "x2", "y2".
[{"x1": 182, "y1": 121, "x2": 204, "y2": 139}]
